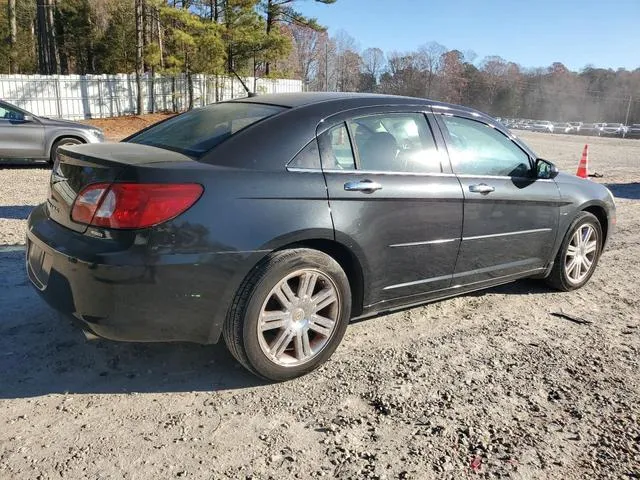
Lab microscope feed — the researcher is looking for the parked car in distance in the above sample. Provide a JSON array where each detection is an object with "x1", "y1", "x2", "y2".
[
  {"x1": 513, "y1": 119, "x2": 533, "y2": 130},
  {"x1": 568, "y1": 121, "x2": 583, "y2": 134},
  {"x1": 600, "y1": 123, "x2": 627, "y2": 137},
  {"x1": 26, "y1": 92, "x2": 616, "y2": 381},
  {"x1": 579, "y1": 123, "x2": 604, "y2": 136},
  {"x1": 552, "y1": 122, "x2": 572, "y2": 134},
  {"x1": 0, "y1": 99, "x2": 104, "y2": 164},
  {"x1": 531, "y1": 120, "x2": 554, "y2": 133},
  {"x1": 625, "y1": 124, "x2": 640, "y2": 138}
]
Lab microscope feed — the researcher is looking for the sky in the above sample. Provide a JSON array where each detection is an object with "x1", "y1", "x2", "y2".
[{"x1": 295, "y1": 0, "x2": 640, "y2": 71}]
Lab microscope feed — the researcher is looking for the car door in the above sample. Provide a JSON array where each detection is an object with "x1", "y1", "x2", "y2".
[
  {"x1": 319, "y1": 106, "x2": 464, "y2": 309},
  {"x1": 434, "y1": 110, "x2": 560, "y2": 286},
  {"x1": 0, "y1": 102, "x2": 46, "y2": 159}
]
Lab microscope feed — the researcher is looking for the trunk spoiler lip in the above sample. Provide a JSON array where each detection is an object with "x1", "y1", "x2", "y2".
[{"x1": 57, "y1": 142, "x2": 196, "y2": 168}]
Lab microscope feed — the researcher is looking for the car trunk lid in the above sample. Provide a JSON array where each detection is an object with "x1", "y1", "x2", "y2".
[{"x1": 47, "y1": 143, "x2": 195, "y2": 233}]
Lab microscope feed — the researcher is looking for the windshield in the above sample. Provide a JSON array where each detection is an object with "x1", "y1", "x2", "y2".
[{"x1": 127, "y1": 102, "x2": 286, "y2": 156}]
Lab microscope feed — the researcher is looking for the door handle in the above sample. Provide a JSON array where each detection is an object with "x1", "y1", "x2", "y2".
[
  {"x1": 469, "y1": 183, "x2": 495, "y2": 194},
  {"x1": 344, "y1": 180, "x2": 383, "y2": 193}
]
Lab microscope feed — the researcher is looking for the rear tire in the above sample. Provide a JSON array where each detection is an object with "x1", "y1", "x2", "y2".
[
  {"x1": 545, "y1": 212, "x2": 602, "y2": 291},
  {"x1": 223, "y1": 248, "x2": 351, "y2": 381},
  {"x1": 50, "y1": 137, "x2": 83, "y2": 165}
]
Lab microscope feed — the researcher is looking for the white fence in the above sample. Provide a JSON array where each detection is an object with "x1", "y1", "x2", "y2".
[{"x1": 0, "y1": 74, "x2": 303, "y2": 120}]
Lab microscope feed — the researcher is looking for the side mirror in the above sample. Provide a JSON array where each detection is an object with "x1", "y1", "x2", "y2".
[
  {"x1": 535, "y1": 158, "x2": 559, "y2": 179},
  {"x1": 21, "y1": 114, "x2": 34, "y2": 122}
]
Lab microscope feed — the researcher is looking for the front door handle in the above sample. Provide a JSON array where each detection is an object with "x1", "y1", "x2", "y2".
[
  {"x1": 469, "y1": 183, "x2": 495, "y2": 194},
  {"x1": 344, "y1": 179, "x2": 383, "y2": 193}
]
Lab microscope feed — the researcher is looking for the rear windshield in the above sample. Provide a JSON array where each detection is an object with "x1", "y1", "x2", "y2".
[{"x1": 127, "y1": 102, "x2": 286, "y2": 156}]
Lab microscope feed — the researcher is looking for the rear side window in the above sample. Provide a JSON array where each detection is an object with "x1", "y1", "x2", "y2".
[
  {"x1": 127, "y1": 102, "x2": 285, "y2": 157},
  {"x1": 288, "y1": 139, "x2": 321, "y2": 169},
  {"x1": 318, "y1": 124, "x2": 356, "y2": 170},
  {"x1": 347, "y1": 113, "x2": 441, "y2": 173}
]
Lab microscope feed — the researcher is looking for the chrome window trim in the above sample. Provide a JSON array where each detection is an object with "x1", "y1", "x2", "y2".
[
  {"x1": 456, "y1": 173, "x2": 555, "y2": 182},
  {"x1": 389, "y1": 238, "x2": 458, "y2": 248},
  {"x1": 463, "y1": 228, "x2": 552, "y2": 241},
  {"x1": 286, "y1": 166, "x2": 322, "y2": 173},
  {"x1": 321, "y1": 169, "x2": 456, "y2": 177}
]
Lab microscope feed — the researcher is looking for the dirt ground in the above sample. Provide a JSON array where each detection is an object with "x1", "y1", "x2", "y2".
[
  {"x1": 0, "y1": 128, "x2": 638, "y2": 479},
  {"x1": 84, "y1": 113, "x2": 175, "y2": 141}
]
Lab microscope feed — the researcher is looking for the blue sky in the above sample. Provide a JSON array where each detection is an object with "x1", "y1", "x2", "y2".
[{"x1": 295, "y1": 0, "x2": 640, "y2": 71}]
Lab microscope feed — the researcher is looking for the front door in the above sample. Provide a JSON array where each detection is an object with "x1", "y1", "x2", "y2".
[
  {"x1": 0, "y1": 103, "x2": 45, "y2": 159},
  {"x1": 320, "y1": 107, "x2": 464, "y2": 309},
  {"x1": 435, "y1": 112, "x2": 560, "y2": 285}
]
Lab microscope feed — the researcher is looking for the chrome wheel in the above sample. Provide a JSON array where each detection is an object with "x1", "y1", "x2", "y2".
[
  {"x1": 564, "y1": 224, "x2": 598, "y2": 284},
  {"x1": 257, "y1": 269, "x2": 340, "y2": 367}
]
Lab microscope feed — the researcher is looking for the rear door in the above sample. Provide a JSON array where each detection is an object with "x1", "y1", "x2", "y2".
[
  {"x1": 320, "y1": 106, "x2": 464, "y2": 308},
  {"x1": 434, "y1": 110, "x2": 560, "y2": 285},
  {"x1": 0, "y1": 102, "x2": 46, "y2": 159}
]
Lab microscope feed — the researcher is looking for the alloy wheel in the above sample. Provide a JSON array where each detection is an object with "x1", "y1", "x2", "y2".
[
  {"x1": 564, "y1": 224, "x2": 598, "y2": 284},
  {"x1": 257, "y1": 269, "x2": 340, "y2": 367}
]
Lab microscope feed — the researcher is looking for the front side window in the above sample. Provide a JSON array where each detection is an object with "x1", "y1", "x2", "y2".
[
  {"x1": 127, "y1": 102, "x2": 285, "y2": 157},
  {"x1": 347, "y1": 113, "x2": 441, "y2": 173},
  {"x1": 0, "y1": 103, "x2": 24, "y2": 121},
  {"x1": 441, "y1": 115, "x2": 531, "y2": 177}
]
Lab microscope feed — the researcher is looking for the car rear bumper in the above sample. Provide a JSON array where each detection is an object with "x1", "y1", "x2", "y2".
[{"x1": 26, "y1": 203, "x2": 261, "y2": 344}]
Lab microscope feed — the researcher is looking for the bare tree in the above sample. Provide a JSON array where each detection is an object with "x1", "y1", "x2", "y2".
[
  {"x1": 481, "y1": 55, "x2": 508, "y2": 106},
  {"x1": 288, "y1": 23, "x2": 326, "y2": 88},
  {"x1": 331, "y1": 30, "x2": 360, "y2": 92},
  {"x1": 439, "y1": 50, "x2": 467, "y2": 104},
  {"x1": 416, "y1": 42, "x2": 445, "y2": 97},
  {"x1": 360, "y1": 47, "x2": 384, "y2": 91}
]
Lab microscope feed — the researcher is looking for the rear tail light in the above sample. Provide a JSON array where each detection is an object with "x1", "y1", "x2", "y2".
[{"x1": 71, "y1": 183, "x2": 203, "y2": 229}]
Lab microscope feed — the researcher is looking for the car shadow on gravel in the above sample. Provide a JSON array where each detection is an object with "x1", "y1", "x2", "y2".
[
  {"x1": 0, "y1": 162, "x2": 50, "y2": 169},
  {"x1": 0, "y1": 251, "x2": 265, "y2": 399},
  {"x1": 479, "y1": 278, "x2": 555, "y2": 296},
  {"x1": 0, "y1": 205, "x2": 36, "y2": 220},
  {"x1": 605, "y1": 182, "x2": 640, "y2": 200}
]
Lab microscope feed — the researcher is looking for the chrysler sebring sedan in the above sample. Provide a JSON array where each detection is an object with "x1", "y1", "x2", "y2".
[{"x1": 26, "y1": 93, "x2": 616, "y2": 381}]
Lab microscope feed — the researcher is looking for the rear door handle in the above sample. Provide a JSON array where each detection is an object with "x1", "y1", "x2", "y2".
[
  {"x1": 469, "y1": 183, "x2": 495, "y2": 194},
  {"x1": 344, "y1": 180, "x2": 383, "y2": 193}
]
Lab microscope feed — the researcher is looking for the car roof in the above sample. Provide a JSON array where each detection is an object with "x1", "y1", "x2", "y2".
[{"x1": 230, "y1": 91, "x2": 479, "y2": 115}]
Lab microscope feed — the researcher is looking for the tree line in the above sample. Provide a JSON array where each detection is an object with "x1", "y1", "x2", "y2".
[
  {"x1": 1, "y1": 1, "x2": 639, "y2": 123},
  {"x1": 288, "y1": 31, "x2": 640, "y2": 124}
]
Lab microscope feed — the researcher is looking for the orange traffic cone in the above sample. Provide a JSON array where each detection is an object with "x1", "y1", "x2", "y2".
[{"x1": 576, "y1": 144, "x2": 589, "y2": 178}]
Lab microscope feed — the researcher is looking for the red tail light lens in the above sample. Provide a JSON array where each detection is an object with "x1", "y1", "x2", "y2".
[{"x1": 71, "y1": 183, "x2": 203, "y2": 229}]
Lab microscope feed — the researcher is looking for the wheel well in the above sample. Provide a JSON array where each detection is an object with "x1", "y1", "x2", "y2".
[
  {"x1": 53, "y1": 135, "x2": 85, "y2": 146},
  {"x1": 277, "y1": 239, "x2": 365, "y2": 318},
  {"x1": 582, "y1": 205, "x2": 608, "y2": 244},
  {"x1": 50, "y1": 135, "x2": 85, "y2": 158}
]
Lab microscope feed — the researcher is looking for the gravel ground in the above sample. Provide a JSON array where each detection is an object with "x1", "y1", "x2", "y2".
[{"x1": 0, "y1": 131, "x2": 638, "y2": 479}]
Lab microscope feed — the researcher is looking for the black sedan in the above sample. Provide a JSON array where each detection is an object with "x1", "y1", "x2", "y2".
[{"x1": 26, "y1": 93, "x2": 616, "y2": 381}]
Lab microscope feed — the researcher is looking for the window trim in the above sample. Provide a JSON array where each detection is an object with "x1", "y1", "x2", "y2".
[{"x1": 436, "y1": 113, "x2": 535, "y2": 177}]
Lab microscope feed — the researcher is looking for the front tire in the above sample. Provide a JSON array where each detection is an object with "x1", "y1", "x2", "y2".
[
  {"x1": 545, "y1": 212, "x2": 602, "y2": 291},
  {"x1": 223, "y1": 248, "x2": 351, "y2": 381}
]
